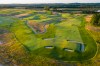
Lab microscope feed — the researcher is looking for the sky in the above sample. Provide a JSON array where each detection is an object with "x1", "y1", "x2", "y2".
[{"x1": 0, "y1": 0, "x2": 100, "y2": 4}]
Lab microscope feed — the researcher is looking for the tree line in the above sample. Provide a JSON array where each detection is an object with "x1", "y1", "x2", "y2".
[{"x1": 91, "y1": 13, "x2": 100, "y2": 26}]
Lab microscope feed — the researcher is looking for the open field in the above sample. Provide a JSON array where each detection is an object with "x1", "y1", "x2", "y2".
[{"x1": 0, "y1": 9, "x2": 98, "y2": 65}]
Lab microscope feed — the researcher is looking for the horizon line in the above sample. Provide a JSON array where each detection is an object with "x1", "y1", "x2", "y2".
[{"x1": 0, "y1": 2, "x2": 100, "y2": 4}]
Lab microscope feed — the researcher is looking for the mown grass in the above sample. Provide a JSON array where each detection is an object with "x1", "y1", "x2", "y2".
[
  {"x1": 78, "y1": 27, "x2": 97, "y2": 60},
  {"x1": 78, "y1": 16, "x2": 97, "y2": 60}
]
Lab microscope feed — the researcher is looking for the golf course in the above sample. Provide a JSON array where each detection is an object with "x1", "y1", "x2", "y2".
[{"x1": 0, "y1": 9, "x2": 97, "y2": 65}]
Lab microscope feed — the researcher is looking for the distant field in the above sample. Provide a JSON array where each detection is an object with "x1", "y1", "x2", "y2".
[{"x1": 0, "y1": 9, "x2": 97, "y2": 61}]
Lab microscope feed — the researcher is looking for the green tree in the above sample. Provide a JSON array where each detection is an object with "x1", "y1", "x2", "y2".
[
  {"x1": 91, "y1": 13, "x2": 100, "y2": 26},
  {"x1": 44, "y1": 6, "x2": 50, "y2": 11}
]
